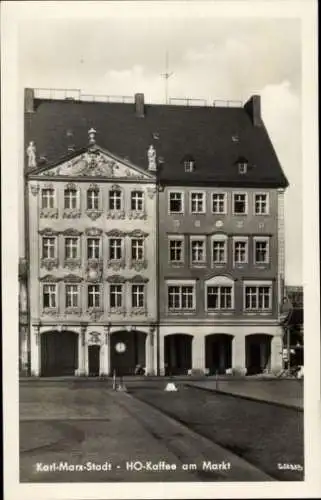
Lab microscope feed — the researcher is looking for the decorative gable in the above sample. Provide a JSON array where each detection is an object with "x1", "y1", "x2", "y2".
[{"x1": 35, "y1": 146, "x2": 154, "y2": 180}]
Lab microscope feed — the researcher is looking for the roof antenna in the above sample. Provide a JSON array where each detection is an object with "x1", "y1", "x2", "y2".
[{"x1": 161, "y1": 51, "x2": 174, "y2": 105}]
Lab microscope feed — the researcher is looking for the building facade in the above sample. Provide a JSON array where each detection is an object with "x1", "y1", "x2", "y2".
[{"x1": 22, "y1": 88, "x2": 289, "y2": 376}]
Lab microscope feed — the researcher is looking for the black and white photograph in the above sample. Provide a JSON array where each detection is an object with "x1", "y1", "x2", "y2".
[{"x1": 2, "y1": 1, "x2": 320, "y2": 499}]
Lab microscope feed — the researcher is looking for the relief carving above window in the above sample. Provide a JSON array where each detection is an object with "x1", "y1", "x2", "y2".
[
  {"x1": 40, "y1": 208, "x2": 59, "y2": 219},
  {"x1": 63, "y1": 209, "x2": 81, "y2": 219},
  {"x1": 62, "y1": 274, "x2": 83, "y2": 283},
  {"x1": 128, "y1": 230, "x2": 148, "y2": 238},
  {"x1": 62, "y1": 228, "x2": 82, "y2": 236},
  {"x1": 106, "y1": 229, "x2": 126, "y2": 237},
  {"x1": 38, "y1": 228, "x2": 60, "y2": 236},
  {"x1": 39, "y1": 274, "x2": 61, "y2": 282},
  {"x1": 106, "y1": 275, "x2": 126, "y2": 283},
  {"x1": 106, "y1": 210, "x2": 125, "y2": 220},
  {"x1": 129, "y1": 275, "x2": 149, "y2": 283},
  {"x1": 40, "y1": 258, "x2": 59, "y2": 271},
  {"x1": 86, "y1": 209, "x2": 102, "y2": 221},
  {"x1": 85, "y1": 227, "x2": 103, "y2": 237}
]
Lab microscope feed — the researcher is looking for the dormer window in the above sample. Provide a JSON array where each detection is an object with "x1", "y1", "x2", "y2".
[
  {"x1": 236, "y1": 156, "x2": 248, "y2": 174},
  {"x1": 182, "y1": 154, "x2": 195, "y2": 172}
]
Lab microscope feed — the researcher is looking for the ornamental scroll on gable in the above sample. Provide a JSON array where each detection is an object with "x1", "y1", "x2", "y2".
[{"x1": 38, "y1": 147, "x2": 152, "y2": 180}]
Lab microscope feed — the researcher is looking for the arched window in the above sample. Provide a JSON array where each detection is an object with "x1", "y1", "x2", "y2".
[{"x1": 205, "y1": 275, "x2": 234, "y2": 311}]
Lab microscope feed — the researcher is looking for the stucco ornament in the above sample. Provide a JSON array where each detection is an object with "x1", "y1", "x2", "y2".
[{"x1": 27, "y1": 141, "x2": 37, "y2": 168}]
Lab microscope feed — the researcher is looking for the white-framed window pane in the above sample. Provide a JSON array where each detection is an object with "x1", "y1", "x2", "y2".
[
  {"x1": 181, "y1": 286, "x2": 194, "y2": 309},
  {"x1": 207, "y1": 286, "x2": 219, "y2": 309},
  {"x1": 169, "y1": 192, "x2": 182, "y2": 213},
  {"x1": 87, "y1": 238, "x2": 100, "y2": 259},
  {"x1": 258, "y1": 286, "x2": 271, "y2": 309},
  {"x1": 131, "y1": 191, "x2": 144, "y2": 211},
  {"x1": 234, "y1": 241, "x2": 247, "y2": 263},
  {"x1": 213, "y1": 241, "x2": 226, "y2": 263},
  {"x1": 65, "y1": 237, "x2": 78, "y2": 259},
  {"x1": 109, "y1": 238, "x2": 122, "y2": 260},
  {"x1": 169, "y1": 240, "x2": 183, "y2": 262},
  {"x1": 212, "y1": 193, "x2": 226, "y2": 213},
  {"x1": 64, "y1": 189, "x2": 77, "y2": 209},
  {"x1": 41, "y1": 189, "x2": 55, "y2": 209},
  {"x1": 43, "y1": 284, "x2": 56, "y2": 308},
  {"x1": 65, "y1": 284, "x2": 79, "y2": 308},
  {"x1": 87, "y1": 189, "x2": 99, "y2": 210},
  {"x1": 131, "y1": 239, "x2": 144, "y2": 261},
  {"x1": 88, "y1": 284, "x2": 100, "y2": 307},
  {"x1": 42, "y1": 237, "x2": 56, "y2": 258},
  {"x1": 255, "y1": 241, "x2": 268, "y2": 263},
  {"x1": 255, "y1": 194, "x2": 268, "y2": 214},
  {"x1": 245, "y1": 286, "x2": 257, "y2": 309},
  {"x1": 221, "y1": 286, "x2": 232, "y2": 309},
  {"x1": 233, "y1": 194, "x2": 246, "y2": 214},
  {"x1": 110, "y1": 284, "x2": 122, "y2": 307},
  {"x1": 109, "y1": 190, "x2": 122, "y2": 210},
  {"x1": 191, "y1": 240, "x2": 205, "y2": 262},
  {"x1": 168, "y1": 286, "x2": 180, "y2": 309},
  {"x1": 132, "y1": 284, "x2": 145, "y2": 308},
  {"x1": 191, "y1": 193, "x2": 204, "y2": 213}
]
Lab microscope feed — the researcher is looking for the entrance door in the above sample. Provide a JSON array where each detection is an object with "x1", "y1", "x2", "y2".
[
  {"x1": 88, "y1": 345, "x2": 100, "y2": 376},
  {"x1": 41, "y1": 331, "x2": 78, "y2": 376}
]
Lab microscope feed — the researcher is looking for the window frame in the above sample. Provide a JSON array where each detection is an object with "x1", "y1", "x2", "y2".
[
  {"x1": 254, "y1": 192, "x2": 270, "y2": 215},
  {"x1": 42, "y1": 283, "x2": 57, "y2": 309},
  {"x1": 130, "y1": 190, "x2": 144, "y2": 212},
  {"x1": 86, "y1": 188, "x2": 100, "y2": 211},
  {"x1": 204, "y1": 276, "x2": 234, "y2": 312},
  {"x1": 211, "y1": 192, "x2": 227, "y2": 215},
  {"x1": 166, "y1": 280, "x2": 196, "y2": 312},
  {"x1": 131, "y1": 238, "x2": 145, "y2": 262},
  {"x1": 87, "y1": 237, "x2": 101, "y2": 260},
  {"x1": 168, "y1": 190, "x2": 184, "y2": 214},
  {"x1": 233, "y1": 236, "x2": 249, "y2": 265},
  {"x1": 64, "y1": 236, "x2": 80, "y2": 260},
  {"x1": 87, "y1": 284, "x2": 101, "y2": 309},
  {"x1": 108, "y1": 188, "x2": 123, "y2": 211},
  {"x1": 108, "y1": 237, "x2": 124, "y2": 261},
  {"x1": 41, "y1": 188, "x2": 55, "y2": 209},
  {"x1": 190, "y1": 235, "x2": 207, "y2": 265},
  {"x1": 131, "y1": 283, "x2": 145, "y2": 309},
  {"x1": 64, "y1": 187, "x2": 78, "y2": 210},
  {"x1": 65, "y1": 283, "x2": 79, "y2": 308},
  {"x1": 211, "y1": 234, "x2": 228, "y2": 265},
  {"x1": 243, "y1": 281, "x2": 273, "y2": 311},
  {"x1": 42, "y1": 236, "x2": 57, "y2": 259},
  {"x1": 253, "y1": 236, "x2": 270, "y2": 265},
  {"x1": 232, "y1": 192, "x2": 248, "y2": 215},
  {"x1": 190, "y1": 191, "x2": 206, "y2": 214},
  {"x1": 168, "y1": 235, "x2": 185, "y2": 264},
  {"x1": 109, "y1": 283, "x2": 124, "y2": 309}
]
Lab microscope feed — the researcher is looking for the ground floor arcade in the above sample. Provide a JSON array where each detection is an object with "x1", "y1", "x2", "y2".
[{"x1": 26, "y1": 323, "x2": 283, "y2": 377}]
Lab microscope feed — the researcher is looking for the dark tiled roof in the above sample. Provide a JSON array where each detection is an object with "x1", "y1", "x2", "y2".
[{"x1": 25, "y1": 98, "x2": 289, "y2": 187}]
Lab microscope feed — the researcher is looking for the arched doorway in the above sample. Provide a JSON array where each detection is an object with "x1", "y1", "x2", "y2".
[
  {"x1": 164, "y1": 334, "x2": 193, "y2": 375},
  {"x1": 205, "y1": 334, "x2": 233, "y2": 375},
  {"x1": 246, "y1": 334, "x2": 272, "y2": 375},
  {"x1": 41, "y1": 330, "x2": 78, "y2": 376},
  {"x1": 110, "y1": 330, "x2": 146, "y2": 376}
]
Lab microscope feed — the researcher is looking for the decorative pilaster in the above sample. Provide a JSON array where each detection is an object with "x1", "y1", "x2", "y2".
[
  {"x1": 159, "y1": 333, "x2": 165, "y2": 376},
  {"x1": 76, "y1": 322, "x2": 87, "y2": 376},
  {"x1": 145, "y1": 324, "x2": 155, "y2": 375},
  {"x1": 102, "y1": 324, "x2": 111, "y2": 376},
  {"x1": 192, "y1": 335, "x2": 205, "y2": 373},
  {"x1": 232, "y1": 334, "x2": 246, "y2": 375},
  {"x1": 277, "y1": 188, "x2": 285, "y2": 314},
  {"x1": 271, "y1": 333, "x2": 283, "y2": 373},
  {"x1": 31, "y1": 324, "x2": 41, "y2": 376}
]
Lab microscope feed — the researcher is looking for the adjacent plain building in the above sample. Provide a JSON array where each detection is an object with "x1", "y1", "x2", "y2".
[{"x1": 22, "y1": 88, "x2": 289, "y2": 376}]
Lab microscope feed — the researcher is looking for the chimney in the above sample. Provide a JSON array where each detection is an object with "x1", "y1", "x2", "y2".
[
  {"x1": 135, "y1": 93, "x2": 145, "y2": 118},
  {"x1": 25, "y1": 88, "x2": 35, "y2": 113},
  {"x1": 244, "y1": 95, "x2": 262, "y2": 127}
]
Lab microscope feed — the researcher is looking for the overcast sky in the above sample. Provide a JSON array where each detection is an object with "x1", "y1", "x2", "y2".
[{"x1": 18, "y1": 10, "x2": 302, "y2": 285}]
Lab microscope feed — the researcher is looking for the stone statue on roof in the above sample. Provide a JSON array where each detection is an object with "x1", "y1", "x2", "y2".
[
  {"x1": 147, "y1": 145, "x2": 157, "y2": 171},
  {"x1": 26, "y1": 141, "x2": 37, "y2": 168}
]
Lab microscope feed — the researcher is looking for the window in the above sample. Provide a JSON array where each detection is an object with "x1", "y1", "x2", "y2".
[
  {"x1": 88, "y1": 284, "x2": 100, "y2": 308},
  {"x1": 254, "y1": 238, "x2": 269, "y2": 264},
  {"x1": 65, "y1": 284, "x2": 79, "y2": 308},
  {"x1": 43, "y1": 284, "x2": 56, "y2": 308},
  {"x1": 131, "y1": 191, "x2": 144, "y2": 211},
  {"x1": 42, "y1": 237, "x2": 56, "y2": 259},
  {"x1": 169, "y1": 192, "x2": 183, "y2": 213},
  {"x1": 132, "y1": 284, "x2": 145, "y2": 308},
  {"x1": 244, "y1": 285, "x2": 271, "y2": 310},
  {"x1": 169, "y1": 239, "x2": 184, "y2": 263},
  {"x1": 190, "y1": 192, "x2": 205, "y2": 213},
  {"x1": 254, "y1": 193, "x2": 269, "y2": 215},
  {"x1": 168, "y1": 285, "x2": 194, "y2": 310},
  {"x1": 64, "y1": 188, "x2": 77, "y2": 209},
  {"x1": 41, "y1": 188, "x2": 55, "y2": 209},
  {"x1": 191, "y1": 239, "x2": 206, "y2": 264},
  {"x1": 212, "y1": 239, "x2": 227, "y2": 264},
  {"x1": 131, "y1": 239, "x2": 144, "y2": 261},
  {"x1": 233, "y1": 238, "x2": 248, "y2": 264},
  {"x1": 184, "y1": 160, "x2": 194, "y2": 172},
  {"x1": 207, "y1": 286, "x2": 232, "y2": 310},
  {"x1": 87, "y1": 189, "x2": 99, "y2": 210},
  {"x1": 212, "y1": 193, "x2": 227, "y2": 214},
  {"x1": 233, "y1": 193, "x2": 247, "y2": 214},
  {"x1": 109, "y1": 189, "x2": 122, "y2": 210},
  {"x1": 87, "y1": 238, "x2": 100, "y2": 259},
  {"x1": 109, "y1": 238, "x2": 122, "y2": 260},
  {"x1": 65, "y1": 237, "x2": 79, "y2": 259},
  {"x1": 110, "y1": 284, "x2": 123, "y2": 308}
]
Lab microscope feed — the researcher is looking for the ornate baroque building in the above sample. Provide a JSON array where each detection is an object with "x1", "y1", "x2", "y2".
[{"x1": 22, "y1": 88, "x2": 289, "y2": 376}]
